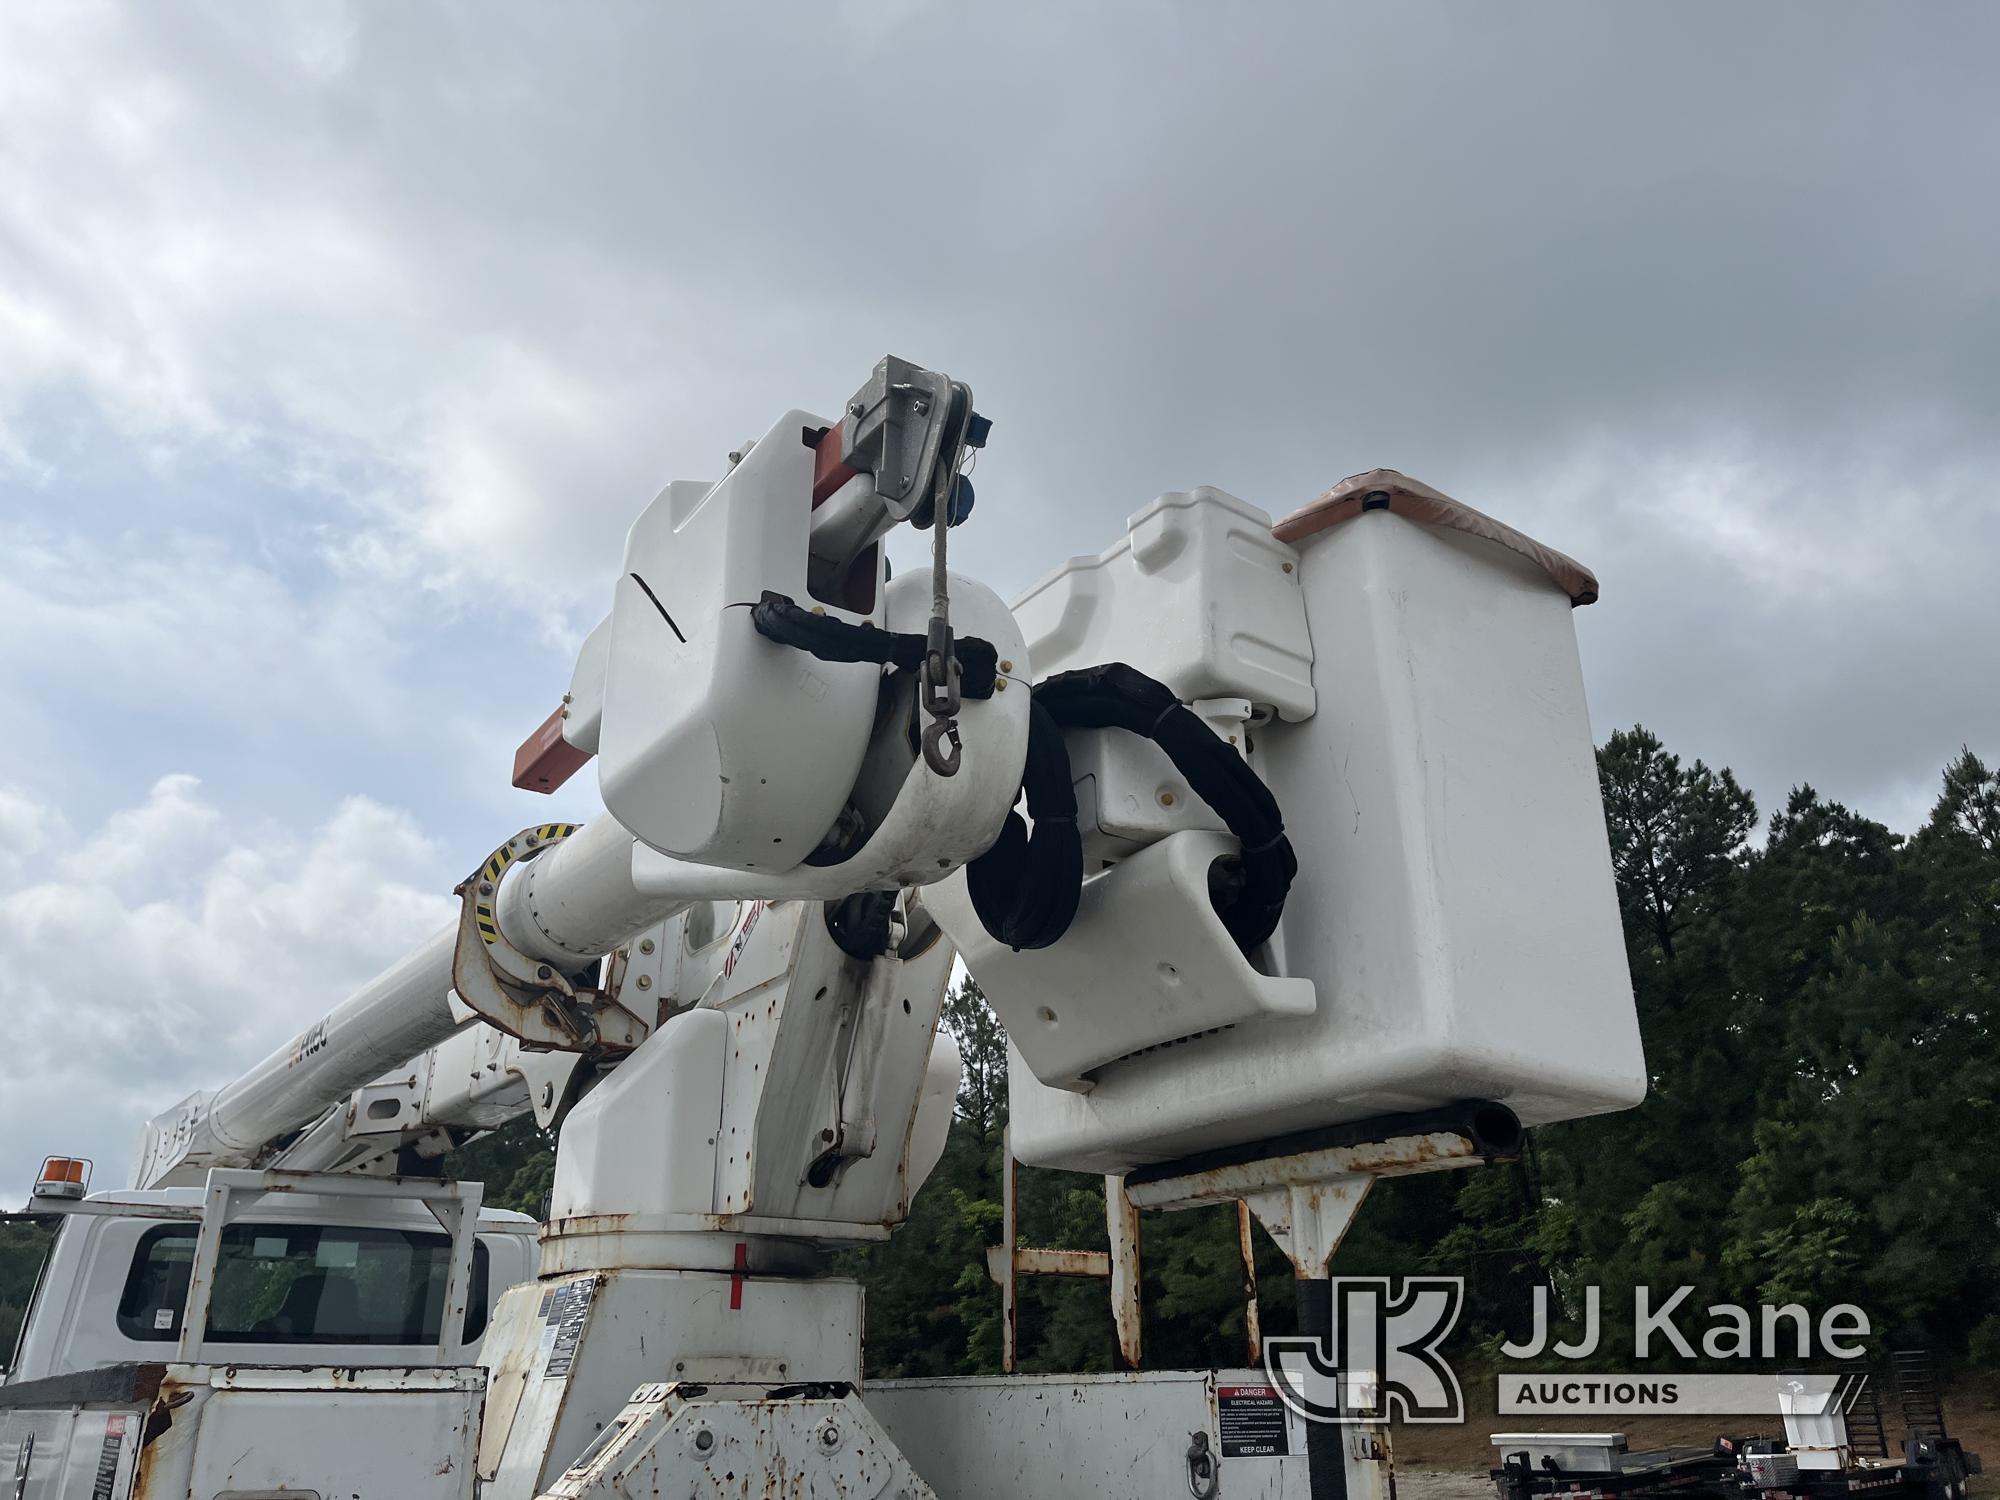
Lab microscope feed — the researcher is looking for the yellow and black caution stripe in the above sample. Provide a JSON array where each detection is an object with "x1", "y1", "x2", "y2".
[{"x1": 473, "y1": 824, "x2": 578, "y2": 946}]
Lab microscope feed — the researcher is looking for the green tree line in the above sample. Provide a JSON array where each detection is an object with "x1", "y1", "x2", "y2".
[{"x1": 8, "y1": 730, "x2": 1997, "y2": 1378}]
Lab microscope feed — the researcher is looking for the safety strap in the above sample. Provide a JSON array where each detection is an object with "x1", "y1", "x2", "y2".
[{"x1": 749, "y1": 592, "x2": 998, "y2": 699}]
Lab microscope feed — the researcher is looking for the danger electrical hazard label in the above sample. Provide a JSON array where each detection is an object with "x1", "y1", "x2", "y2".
[{"x1": 1217, "y1": 1384, "x2": 1292, "y2": 1458}]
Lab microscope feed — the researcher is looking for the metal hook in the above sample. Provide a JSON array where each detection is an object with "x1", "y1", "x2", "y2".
[
  {"x1": 920, "y1": 620, "x2": 962, "y2": 778},
  {"x1": 1185, "y1": 1431, "x2": 1219, "y2": 1499},
  {"x1": 922, "y1": 715, "x2": 962, "y2": 777}
]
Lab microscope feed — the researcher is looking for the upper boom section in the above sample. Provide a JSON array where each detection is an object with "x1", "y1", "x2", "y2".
[{"x1": 135, "y1": 357, "x2": 1004, "y2": 1187}]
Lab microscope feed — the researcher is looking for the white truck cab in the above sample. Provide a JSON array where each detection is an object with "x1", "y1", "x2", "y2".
[
  {"x1": 2, "y1": 1161, "x2": 537, "y2": 1499},
  {"x1": 6, "y1": 1183, "x2": 536, "y2": 1384}
]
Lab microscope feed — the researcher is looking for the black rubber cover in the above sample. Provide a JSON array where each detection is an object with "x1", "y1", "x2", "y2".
[
  {"x1": 825, "y1": 889, "x2": 898, "y2": 960},
  {"x1": 964, "y1": 698, "x2": 1082, "y2": 950},
  {"x1": 967, "y1": 662, "x2": 1296, "y2": 953}
]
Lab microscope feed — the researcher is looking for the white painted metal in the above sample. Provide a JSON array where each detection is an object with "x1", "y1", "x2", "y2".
[
  {"x1": 492, "y1": 813, "x2": 688, "y2": 968},
  {"x1": 1126, "y1": 1127, "x2": 1497, "y2": 1276},
  {"x1": 560, "y1": 616, "x2": 612, "y2": 756},
  {"x1": 543, "y1": 894, "x2": 960, "y2": 1267},
  {"x1": 275, "y1": 1017, "x2": 577, "y2": 1176},
  {"x1": 133, "y1": 926, "x2": 459, "y2": 1188},
  {"x1": 542, "y1": 1009, "x2": 728, "y2": 1250},
  {"x1": 1780, "y1": 1380, "x2": 1852, "y2": 1470},
  {"x1": 131, "y1": 367, "x2": 1016, "y2": 1200},
  {"x1": 1065, "y1": 723, "x2": 1229, "y2": 862},
  {"x1": 1125, "y1": 1129, "x2": 1490, "y2": 1213},
  {"x1": 5, "y1": 1184, "x2": 535, "y2": 1385},
  {"x1": 0, "y1": 1177, "x2": 519, "y2": 1500},
  {"x1": 542, "y1": 1382, "x2": 932, "y2": 1500},
  {"x1": 135, "y1": 813, "x2": 684, "y2": 1188},
  {"x1": 980, "y1": 489, "x2": 1643, "y2": 1175},
  {"x1": 477, "y1": 1270, "x2": 867, "y2": 1498},
  {"x1": 1106, "y1": 1174, "x2": 1143, "y2": 1367},
  {"x1": 1012, "y1": 485, "x2": 1317, "y2": 721},
  {"x1": 933, "y1": 829, "x2": 1314, "y2": 1091},
  {"x1": 276, "y1": 1011, "x2": 610, "y2": 1177},
  {"x1": 623, "y1": 567, "x2": 1029, "y2": 904},
  {"x1": 0, "y1": 1364, "x2": 485, "y2": 1500},
  {"x1": 597, "y1": 416, "x2": 885, "y2": 869},
  {"x1": 868, "y1": 1370, "x2": 1396, "y2": 1500},
  {"x1": 187, "y1": 1367, "x2": 483, "y2": 1499},
  {"x1": 1243, "y1": 1179, "x2": 1374, "y2": 1280}
]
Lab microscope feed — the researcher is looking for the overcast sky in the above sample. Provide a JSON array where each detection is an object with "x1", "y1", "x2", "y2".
[{"x1": 3, "y1": 2, "x2": 1997, "y2": 1189}]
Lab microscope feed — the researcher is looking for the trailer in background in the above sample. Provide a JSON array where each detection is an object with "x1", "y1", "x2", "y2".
[{"x1": 1490, "y1": 1356, "x2": 1981, "y2": 1500}]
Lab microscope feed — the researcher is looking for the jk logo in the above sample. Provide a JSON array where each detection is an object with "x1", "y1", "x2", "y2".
[{"x1": 1265, "y1": 1277, "x2": 1465, "y2": 1424}]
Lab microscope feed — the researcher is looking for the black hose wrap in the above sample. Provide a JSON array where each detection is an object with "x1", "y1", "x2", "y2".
[
  {"x1": 967, "y1": 663, "x2": 1297, "y2": 953},
  {"x1": 749, "y1": 591, "x2": 997, "y2": 698},
  {"x1": 964, "y1": 699, "x2": 1082, "y2": 950}
]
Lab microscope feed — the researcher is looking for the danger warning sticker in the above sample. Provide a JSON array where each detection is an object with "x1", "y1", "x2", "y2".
[{"x1": 1217, "y1": 1384, "x2": 1292, "y2": 1458}]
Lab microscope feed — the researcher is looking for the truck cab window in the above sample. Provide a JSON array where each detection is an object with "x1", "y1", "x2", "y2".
[
  {"x1": 1, "y1": 1215, "x2": 60, "y2": 1372},
  {"x1": 117, "y1": 1223, "x2": 490, "y2": 1345}
]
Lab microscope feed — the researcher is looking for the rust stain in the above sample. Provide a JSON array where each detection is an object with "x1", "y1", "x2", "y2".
[
  {"x1": 1236, "y1": 1199, "x2": 1263, "y2": 1366},
  {"x1": 134, "y1": 1370, "x2": 187, "y2": 1496},
  {"x1": 1107, "y1": 1177, "x2": 1142, "y2": 1371},
  {"x1": 541, "y1": 1211, "x2": 633, "y2": 1239},
  {"x1": 982, "y1": 1245, "x2": 1111, "y2": 1281},
  {"x1": 1128, "y1": 1130, "x2": 1484, "y2": 1210}
]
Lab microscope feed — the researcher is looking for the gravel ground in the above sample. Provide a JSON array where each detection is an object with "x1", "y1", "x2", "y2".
[{"x1": 1394, "y1": 1469, "x2": 1494, "y2": 1500}]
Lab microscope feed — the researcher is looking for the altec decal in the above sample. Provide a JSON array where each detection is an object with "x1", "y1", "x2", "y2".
[{"x1": 722, "y1": 900, "x2": 767, "y2": 979}]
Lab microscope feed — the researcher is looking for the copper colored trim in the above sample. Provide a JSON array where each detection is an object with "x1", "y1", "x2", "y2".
[
  {"x1": 811, "y1": 418, "x2": 860, "y2": 507},
  {"x1": 1271, "y1": 467, "x2": 1599, "y2": 607},
  {"x1": 512, "y1": 703, "x2": 593, "y2": 794}
]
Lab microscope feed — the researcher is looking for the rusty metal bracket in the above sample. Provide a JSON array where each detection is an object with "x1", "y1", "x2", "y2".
[
  {"x1": 986, "y1": 1128, "x2": 1148, "y2": 1371},
  {"x1": 450, "y1": 825, "x2": 647, "y2": 1054},
  {"x1": 1236, "y1": 1199, "x2": 1264, "y2": 1366},
  {"x1": 1123, "y1": 1102, "x2": 1524, "y2": 1282}
]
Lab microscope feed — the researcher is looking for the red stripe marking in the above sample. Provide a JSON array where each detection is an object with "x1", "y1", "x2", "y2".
[
  {"x1": 512, "y1": 703, "x2": 592, "y2": 794},
  {"x1": 729, "y1": 1241, "x2": 748, "y2": 1310}
]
